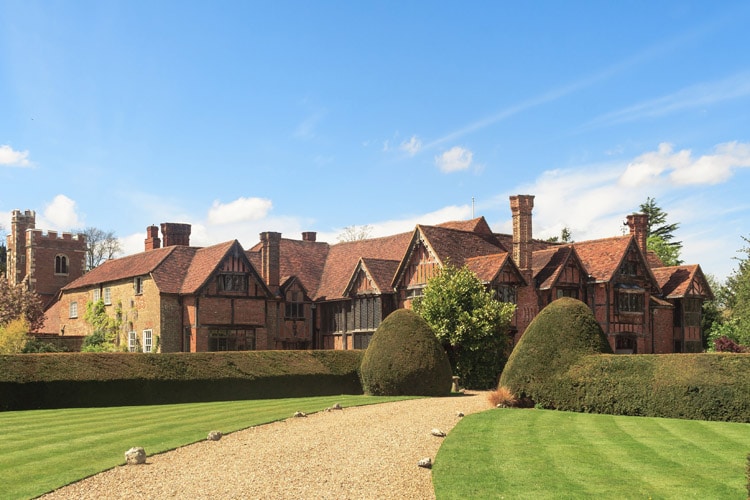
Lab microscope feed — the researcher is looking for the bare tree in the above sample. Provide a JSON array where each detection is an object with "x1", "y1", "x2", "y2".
[
  {"x1": 337, "y1": 224, "x2": 373, "y2": 242},
  {"x1": 83, "y1": 227, "x2": 122, "y2": 270}
]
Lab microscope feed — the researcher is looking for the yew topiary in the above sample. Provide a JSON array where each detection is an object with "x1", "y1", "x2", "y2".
[
  {"x1": 360, "y1": 308, "x2": 453, "y2": 396},
  {"x1": 498, "y1": 297, "x2": 612, "y2": 405}
]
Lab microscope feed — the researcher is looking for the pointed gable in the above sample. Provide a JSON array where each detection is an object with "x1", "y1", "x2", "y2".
[
  {"x1": 652, "y1": 264, "x2": 714, "y2": 300},
  {"x1": 464, "y1": 252, "x2": 526, "y2": 286},
  {"x1": 532, "y1": 245, "x2": 585, "y2": 290},
  {"x1": 436, "y1": 216, "x2": 496, "y2": 237},
  {"x1": 573, "y1": 236, "x2": 633, "y2": 283},
  {"x1": 179, "y1": 240, "x2": 268, "y2": 295},
  {"x1": 315, "y1": 232, "x2": 412, "y2": 300},
  {"x1": 343, "y1": 258, "x2": 400, "y2": 296}
]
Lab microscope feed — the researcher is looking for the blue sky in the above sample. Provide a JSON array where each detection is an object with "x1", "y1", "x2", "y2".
[{"x1": 2, "y1": 1, "x2": 750, "y2": 281}]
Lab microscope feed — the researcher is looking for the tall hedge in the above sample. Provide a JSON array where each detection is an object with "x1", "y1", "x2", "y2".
[
  {"x1": 0, "y1": 350, "x2": 364, "y2": 411},
  {"x1": 499, "y1": 297, "x2": 612, "y2": 405},
  {"x1": 360, "y1": 309, "x2": 453, "y2": 396},
  {"x1": 554, "y1": 353, "x2": 750, "y2": 422}
]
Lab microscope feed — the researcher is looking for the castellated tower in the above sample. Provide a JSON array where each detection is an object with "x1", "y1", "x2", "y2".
[{"x1": 5, "y1": 210, "x2": 87, "y2": 306}]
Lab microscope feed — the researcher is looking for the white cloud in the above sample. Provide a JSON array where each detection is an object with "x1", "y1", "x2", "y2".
[
  {"x1": 41, "y1": 195, "x2": 83, "y2": 229},
  {"x1": 399, "y1": 135, "x2": 422, "y2": 156},
  {"x1": 619, "y1": 141, "x2": 750, "y2": 188},
  {"x1": 0, "y1": 145, "x2": 32, "y2": 167},
  {"x1": 435, "y1": 146, "x2": 473, "y2": 173},
  {"x1": 207, "y1": 197, "x2": 273, "y2": 225}
]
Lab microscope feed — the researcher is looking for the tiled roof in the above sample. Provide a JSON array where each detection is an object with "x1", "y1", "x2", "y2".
[
  {"x1": 532, "y1": 246, "x2": 576, "y2": 290},
  {"x1": 419, "y1": 225, "x2": 505, "y2": 268},
  {"x1": 651, "y1": 264, "x2": 713, "y2": 299},
  {"x1": 573, "y1": 236, "x2": 633, "y2": 282},
  {"x1": 464, "y1": 253, "x2": 511, "y2": 283},
  {"x1": 494, "y1": 233, "x2": 554, "y2": 253},
  {"x1": 179, "y1": 240, "x2": 240, "y2": 294},
  {"x1": 62, "y1": 245, "x2": 180, "y2": 291},
  {"x1": 315, "y1": 232, "x2": 412, "y2": 300},
  {"x1": 436, "y1": 216, "x2": 495, "y2": 236},
  {"x1": 247, "y1": 238, "x2": 330, "y2": 296},
  {"x1": 360, "y1": 258, "x2": 401, "y2": 293}
]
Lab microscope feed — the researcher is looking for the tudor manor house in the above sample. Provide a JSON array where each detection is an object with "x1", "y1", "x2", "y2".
[{"x1": 7, "y1": 195, "x2": 712, "y2": 355}]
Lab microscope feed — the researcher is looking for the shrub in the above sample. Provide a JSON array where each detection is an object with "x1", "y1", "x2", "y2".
[
  {"x1": 498, "y1": 297, "x2": 612, "y2": 406},
  {"x1": 359, "y1": 309, "x2": 453, "y2": 396},
  {"x1": 0, "y1": 318, "x2": 29, "y2": 354},
  {"x1": 487, "y1": 386, "x2": 517, "y2": 408},
  {"x1": 714, "y1": 336, "x2": 746, "y2": 353}
]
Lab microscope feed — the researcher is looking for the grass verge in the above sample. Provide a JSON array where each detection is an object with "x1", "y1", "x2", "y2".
[
  {"x1": 0, "y1": 395, "x2": 414, "y2": 499},
  {"x1": 433, "y1": 409, "x2": 750, "y2": 499}
]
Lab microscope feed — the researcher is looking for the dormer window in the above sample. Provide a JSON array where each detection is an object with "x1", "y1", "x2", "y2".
[{"x1": 55, "y1": 255, "x2": 69, "y2": 275}]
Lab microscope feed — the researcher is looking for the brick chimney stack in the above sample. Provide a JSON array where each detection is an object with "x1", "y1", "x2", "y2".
[
  {"x1": 626, "y1": 213, "x2": 649, "y2": 256},
  {"x1": 144, "y1": 225, "x2": 161, "y2": 251},
  {"x1": 510, "y1": 195, "x2": 535, "y2": 271},
  {"x1": 302, "y1": 231, "x2": 317, "y2": 242},
  {"x1": 161, "y1": 223, "x2": 191, "y2": 247},
  {"x1": 260, "y1": 231, "x2": 281, "y2": 292}
]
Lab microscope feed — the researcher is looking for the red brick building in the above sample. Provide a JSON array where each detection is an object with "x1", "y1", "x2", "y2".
[
  {"x1": 45, "y1": 195, "x2": 712, "y2": 354},
  {"x1": 5, "y1": 210, "x2": 86, "y2": 307}
]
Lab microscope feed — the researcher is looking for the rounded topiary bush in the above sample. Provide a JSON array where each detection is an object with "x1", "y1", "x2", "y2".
[
  {"x1": 498, "y1": 297, "x2": 612, "y2": 405},
  {"x1": 360, "y1": 308, "x2": 453, "y2": 396}
]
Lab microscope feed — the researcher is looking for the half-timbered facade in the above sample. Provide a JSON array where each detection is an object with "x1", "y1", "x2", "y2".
[{"x1": 40, "y1": 194, "x2": 712, "y2": 354}]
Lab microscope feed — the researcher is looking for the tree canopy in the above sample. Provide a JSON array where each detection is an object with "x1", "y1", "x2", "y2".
[
  {"x1": 0, "y1": 279, "x2": 45, "y2": 332},
  {"x1": 336, "y1": 224, "x2": 372, "y2": 242},
  {"x1": 83, "y1": 227, "x2": 122, "y2": 270},
  {"x1": 639, "y1": 197, "x2": 683, "y2": 266},
  {"x1": 413, "y1": 264, "x2": 515, "y2": 389}
]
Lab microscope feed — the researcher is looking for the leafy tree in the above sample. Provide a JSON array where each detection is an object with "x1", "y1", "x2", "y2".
[
  {"x1": 83, "y1": 227, "x2": 122, "y2": 270},
  {"x1": 0, "y1": 317, "x2": 29, "y2": 354},
  {"x1": 545, "y1": 226, "x2": 573, "y2": 243},
  {"x1": 708, "y1": 235, "x2": 750, "y2": 351},
  {"x1": 337, "y1": 224, "x2": 372, "y2": 243},
  {"x1": 413, "y1": 264, "x2": 515, "y2": 389},
  {"x1": 0, "y1": 280, "x2": 45, "y2": 331},
  {"x1": 639, "y1": 197, "x2": 683, "y2": 265},
  {"x1": 701, "y1": 273, "x2": 726, "y2": 349}
]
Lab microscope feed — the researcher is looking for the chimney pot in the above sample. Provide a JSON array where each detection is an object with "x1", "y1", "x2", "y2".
[
  {"x1": 145, "y1": 225, "x2": 161, "y2": 251},
  {"x1": 510, "y1": 195, "x2": 535, "y2": 271},
  {"x1": 161, "y1": 223, "x2": 191, "y2": 247},
  {"x1": 626, "y1": 213, "x2": 648, "y2": 256},
  {"x1": 302, "y1": 231, "x2": 317, "y2": 242}
]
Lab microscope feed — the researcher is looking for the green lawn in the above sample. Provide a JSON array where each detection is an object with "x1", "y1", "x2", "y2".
[
  {"x1": 0, "y1": 395, "x2": 414, "y2": 499},
  {"x1": 433, "y1": 409, "x2": 750, "y2": 499}
]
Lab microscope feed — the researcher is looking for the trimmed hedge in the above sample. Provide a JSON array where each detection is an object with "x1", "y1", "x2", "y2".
[
  {"x1": 360, "y1": 309, "x2": 453, "y2": 396},
  {"x1": 0, "y1": 350, "x2": 364, "y2": 411},
  {"x1": 499, "y1": 297, "x2": 612, "y2": 406},
  {"x1": 553, "y1": 353, "x2": 750, "y2": 423}
]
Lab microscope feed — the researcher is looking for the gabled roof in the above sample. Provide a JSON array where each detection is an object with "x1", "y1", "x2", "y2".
[
  {"x1": 652, "y1": 264, "x2": 714, "y2": 300},
  {"x1": 436, "y1": 216, "x2": 496, "y2": 236},
  {"x1": 342, "y1": 258, "x2": 401, "y2": 296},
  {"x1": 531, "y1": 245, "x2": 584, "y2": 290},
  {"x1": 315, "y1": 232, "x2": 412, "y2": 300},
  {"x1": 61, "y1": 240, "x2": 267, "y2": 297},
  {"x1": 573, "y1": 236, "x2": 633, "y2": 282},
  {"x1": 417, "y1": 224, "x2": 505, "y2": 267},
  {"x1": 247, "y1": 238, "x2": 330, "y2": 298},
  {"x1": 61, "y1": 245, "x2": 184, "y2": 291},
  {"x1": 464, "y1": 252, "x2": 526, "y2": 286}
]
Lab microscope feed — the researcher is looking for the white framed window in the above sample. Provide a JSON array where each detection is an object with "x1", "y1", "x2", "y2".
[
  {"x1": 93, "y1": 289, "x2": 101, "y2": 302},
  {"x1": 134, "y1": 277, "x2": 144, "y2": 295},
  {"x1": 142, "y1": 329, "x2": 153, "y2": 353},
  {"x1": 103, "y1": 287, "x2": 112, "y2": 305},
  {"x1": 69, "y1": 301, "x2": 78, "y2": 318},
  {"x1": 128, "y1": 331, "x2": 137, "y2": 352}
]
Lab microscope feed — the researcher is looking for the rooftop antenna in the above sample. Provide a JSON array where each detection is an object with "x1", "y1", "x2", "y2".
[{"x1": 471, "y1": 197, "x2": 475, "y2": 218}]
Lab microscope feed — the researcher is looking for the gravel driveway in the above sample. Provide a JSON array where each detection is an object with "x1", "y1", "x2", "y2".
[{"x1": 40, "y1": 392, "x2": 490, "y2": 499}]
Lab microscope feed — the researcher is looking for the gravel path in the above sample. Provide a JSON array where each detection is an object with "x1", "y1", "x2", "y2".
[{"x1": 41, "y1": 392, "x2": 490, "y2": 499}]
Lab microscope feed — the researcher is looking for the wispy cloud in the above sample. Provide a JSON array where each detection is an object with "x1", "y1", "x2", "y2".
[
  {"x1": 399, "y1": 135, "x2": 422, "y2": 156},
  {"x1": 586, "y1": 72, "x2": 750, "y2": 129},
  {"x1": 435, "y1": 146, "x2": 474, "y2": 173},
  {"x1": 0, "y1": 145, "x2": 32, "y2": 167},
  {"x1": 294, "y1": 111, "x2": 326, "y2": 140}
]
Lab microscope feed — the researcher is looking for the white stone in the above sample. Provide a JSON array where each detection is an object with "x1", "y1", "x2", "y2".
[
  {"x1": 125, "y1": 447, "x2": 146, "y2": 465},
  {"x1": 207, "y1": 431, "x2": 223, "y2": 441},
  {"x1": 418, "y1": 457, "x2": 432, "y2": 469},
  {"x1": 430, "y1": 428, "x2": 446, "y2": 437}
]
